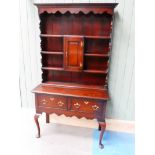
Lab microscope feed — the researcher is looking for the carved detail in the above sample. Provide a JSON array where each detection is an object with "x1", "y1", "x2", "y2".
[
  {"x1": 37, "y1": 111, "x2": 97, "y2": 120},
  {"x1": 39, "y1": 9, "x2": 113, "y2": 15}
]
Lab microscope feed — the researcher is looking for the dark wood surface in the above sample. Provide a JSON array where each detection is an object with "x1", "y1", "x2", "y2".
[
  {"x1": 35, "y1": 3, "x2": 118, "y2": 15},
  {"x1": 32, "y1": 82, "x2": 109, "y2": 100},
  {"x1": 33, "y1": 3, "x2": 118, "y2": 149},
  {"x1": 64, "y1": 36, "x2": 84, "y2": 71}
]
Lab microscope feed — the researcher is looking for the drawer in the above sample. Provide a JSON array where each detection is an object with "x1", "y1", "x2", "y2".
[
  {"x1": 37, "y1": 94, "x2": 67, "y2": 109},
  {"x1": 71, "y1": 98, "x2": 102, "y2": 113}
]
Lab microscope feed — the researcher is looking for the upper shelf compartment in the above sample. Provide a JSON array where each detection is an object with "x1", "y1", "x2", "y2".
[
  {"x1": 39, "y1": 11, "x2": 113, "y2": 37},
  {"x1": 35, "y1": 3, "x2": 118, "y2": 15}
]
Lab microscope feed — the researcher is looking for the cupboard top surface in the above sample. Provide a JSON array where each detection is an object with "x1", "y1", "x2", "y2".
[
  {"x1": 35, "y1": 3, "x2": 118, "y2": 15},
  {"x1": 32, "y1": 82, "x2": 109, "y2": 100},
  {"x1": 34, "y1": 3, "x2": 118, "y2": 7}
]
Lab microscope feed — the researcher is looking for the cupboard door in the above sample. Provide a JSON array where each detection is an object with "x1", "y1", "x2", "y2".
[{"x1": 64, "y1": 36, "x2": 84, "y2": 71}]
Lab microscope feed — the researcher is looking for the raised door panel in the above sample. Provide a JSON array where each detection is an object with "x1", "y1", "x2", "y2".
[{"x1": 64, "y1": 36, "x2": 84, "y2": 71}]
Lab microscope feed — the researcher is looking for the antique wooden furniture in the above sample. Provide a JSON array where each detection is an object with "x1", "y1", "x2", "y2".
[{"x1": 32, "y1": 3, "x2": 118, "y2": 149}]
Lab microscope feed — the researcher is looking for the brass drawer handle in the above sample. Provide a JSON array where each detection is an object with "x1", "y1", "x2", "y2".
[
  {"x1": 74, "y1": 103, "x2": 81, "y2": 109},
  {"x1": 92, "y1": 105, "x2": 99, "y2": 111},
  {"x1": 57, "y1": 101, "x2": 64, "y2": 107},
  {"x1": 41, "y1": 99, "x2": 46, "y2": 105},
  {"x1": 42, "y1": 99, "x2": 46, "y2": 102},
  {"x1": 50, "y1": 97, "x2": 54, "y2": 101},
  {"x1": 84, "y1": 101, "x2": 89, "y2": 105}
]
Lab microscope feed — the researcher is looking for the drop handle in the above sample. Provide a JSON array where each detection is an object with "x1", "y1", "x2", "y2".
[
  {"x1": 57, "y1": 101, "x2": 64, "y2": 107},
  {"x1": 74, "y1": 103, "x2": 81, "y2": 109}
]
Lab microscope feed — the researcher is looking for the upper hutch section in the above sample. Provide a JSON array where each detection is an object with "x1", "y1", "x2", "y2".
[{"x1": 34, "y1": 3, "x2": 118, "y2": 88}]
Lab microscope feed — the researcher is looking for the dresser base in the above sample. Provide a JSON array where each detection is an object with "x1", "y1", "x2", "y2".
[{"x1": 33, "y1": 83, "x2": 108, "y2": 149}]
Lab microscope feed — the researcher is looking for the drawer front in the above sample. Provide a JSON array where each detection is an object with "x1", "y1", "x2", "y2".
[
  {"x1": 71, "y1": 98, "x2": 102, "y2": 113},
  {"x1": 37, "y1": 94, "x2": 67, "y2": 109}
]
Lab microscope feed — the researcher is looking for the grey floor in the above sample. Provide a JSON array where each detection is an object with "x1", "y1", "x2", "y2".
[{"x1": 20, "y1": 109, "x2": 94, "y2": 155}]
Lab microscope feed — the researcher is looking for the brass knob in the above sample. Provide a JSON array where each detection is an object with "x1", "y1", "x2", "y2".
[
  {"x1": 57, "y1": 101, "x2": 64, "y2": 107},
  {"x1": 81, "y1": 41, "x2": 83, "y2": 47},
  {"x1": 92, "y1": 105, "x2": 99, "y2": 111},
  {"x1": 84, "y1": 101, "x2": 89, "y2": 105},
  {"x1": 42, "y1": 102, "x2": 46, "y2": 105},
  {"x1": 80, "y1": 62, "x2": 82, "y2": 68},
  {"x1": 74, "y1": 103, "x2": 81, "y2": 109}
]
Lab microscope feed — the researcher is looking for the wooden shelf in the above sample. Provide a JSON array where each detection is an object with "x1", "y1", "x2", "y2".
[
  {"x1": 85, "y1": 35, "x2": 110, "y2": 39},
  {"x1": 42, "y1": 67, "x2": 107, "y2": 74},
  {"x1": 40, "y1": 34, "x2": 111, "y2": 39},
  {"x1": 41, "y1": 52, "x2": 109, "y2": 57},
  {"x1": 84, "y1": 53, "x2": 109, "y2": 57},
  {"x1": 40, "y1": 34, "x2": 63, "y2": 38},
  {"x1": 42, "y1": 67, "x2": 64, "y2": 71},
  {"x1": 83, "y1": 69, "x2": 108, "y2": 74},
  {"x1": 41, "y1": 51, "x2": 63, "y2": 55}
]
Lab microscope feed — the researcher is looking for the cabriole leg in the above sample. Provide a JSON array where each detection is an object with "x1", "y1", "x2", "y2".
[
  {"x1": 98, "y1": 124, "x2": 101, "y2": 131},
  {"x1": 46, "y1": 113, "x2": 50, "y2": 123},
  {"x1": 99, "y1": 122, "x2": 106, "y2": 149},
  {"x1": 34, "y1": 113, "x2": 41, "y2": 138}
]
